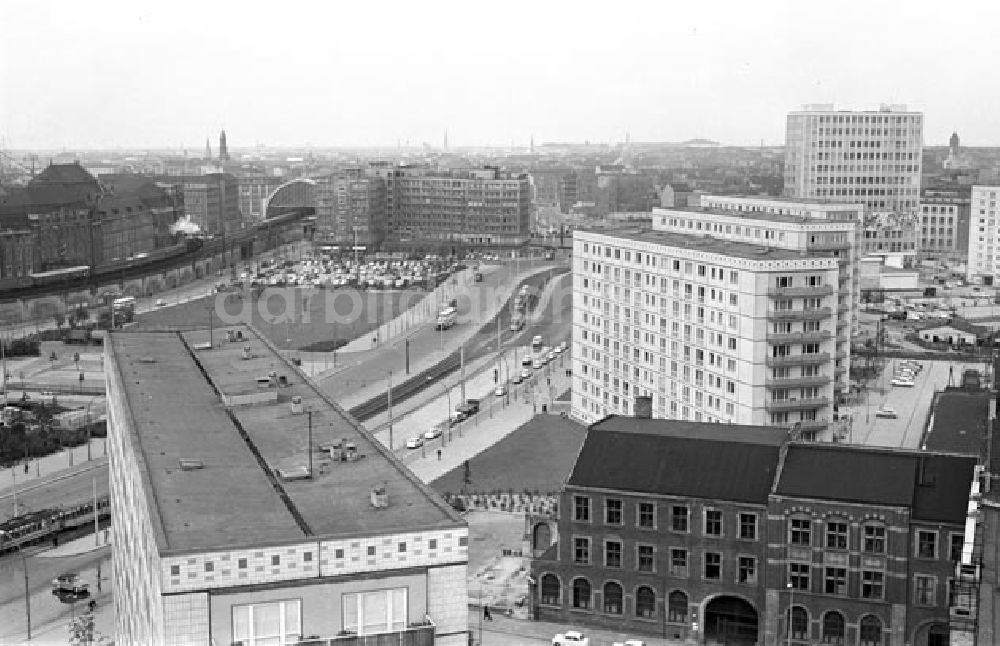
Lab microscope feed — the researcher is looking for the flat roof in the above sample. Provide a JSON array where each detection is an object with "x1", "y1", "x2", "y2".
[
  {"x1": 577, "y1": 227, "x2": 829, "y2": 262},
  {"x1": 655, "y1": 205, "x2": 858, "y2": 226},
  {"x1": 109, "y1": 328, "x2": 463, "y2": 555},
  {"x1": 698, "y1": 194, "x2": 862, "y2": 208}
]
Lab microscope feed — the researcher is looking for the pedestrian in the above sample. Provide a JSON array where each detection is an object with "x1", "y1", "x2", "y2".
[
  {"x1": 24, "y1": 462, "x2": 29, "y2": 474},
  {"x1": 437, "y1": 449, "x2": 442, "y2": 461},
  {"x1": 483, "y1": 605, "x2": 492, "y2": 621}
]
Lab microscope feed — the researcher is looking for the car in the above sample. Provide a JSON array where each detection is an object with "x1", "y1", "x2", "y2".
[
  {"x1": 520, "y1": 369, "x2": 532, "y2": 380},
  {"x1": 532, "y1": 335, "x2": 544, "y2": 347},
  {"x1": 423, "y1": 427, "x2": 443, "y2": 440},
  {"x1": 553, "y1": 630, "x2": 589, "y2": 646},
  {"x1": 511, "y1": 373, "x2": 524, "y2": 384},
  {"x1": 155, "y1": 298, "x2": 166, "y2": 307},
  {"x1": 532, "y1": 359, "x2": 544, "y2": 369},
  {"x1": 612, "y1": 641, "x2": 646, "y2": 646},
  {"x1": 52, "y1": 573, "x2": 89, "y2": 595},
  {"x1": 494, "y1": 385, "x2": 507, "y2": 397},
  {"x1": 559, "y1": 341, "x2": 568, "y2": 352},
  {"x1": 891, "y1": 378, "x2": 915, "y2": 387},
  {"x1": 875, "y1": 407, "x2": 898, "y2": 419},
  {"x1": 405, "y1": 437, "x2": 424, "y2": 449},
  {"x1": 547, "y1": 351, "x2": 557, "y2": 361}
]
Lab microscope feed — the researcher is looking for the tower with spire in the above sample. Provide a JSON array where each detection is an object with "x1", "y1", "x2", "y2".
[
  {"x1": 205, "y1": 138, "x2": 212, "y2": 160},
  {"x1": 219, "y1": 129, "x2": 230, "y2": 162}
]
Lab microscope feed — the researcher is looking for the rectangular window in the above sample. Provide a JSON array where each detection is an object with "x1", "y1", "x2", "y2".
[
  {"x1": 671, "y1": 505, "x2": 689, "y2": 532},
  {"x1": 342, "y1": 589, "x2": 407, "y2": 635},
  {"x1": 738, "y1": 556, "x2": 756, "y2": 585},
  {"x1": 915, "y1": 575, "x2": 936, "y2": 606},
  {"x1": 574, "y1": 537, "x2": 591, "y2": 564},
  {"x1": 705, "y1": 509, "x2": 722, "y2": 536},
  {"x1": 917, "y1": 530, "x2": 938, "y2": 559},
  {"x1": 704, "y1": 552, "x2": 721, "y2": 580},
  {"x1": 605, "y1": 498, "x2": 623, "y2": 525},
  {"x1": 605, "y1": 540, "x2": 622, "y2": 568},
  {"x1": 637, "y1": 502, "x2": 656, "y2": 529},
  {"x1": 824, "y1": 567, "x2": 847, "y2": 595},
  {"x1": 637, "y1": 544, "x2": 655, "y2": 572},
  {"x1": 233, "y1": 599, "x2": 302, "y2": 645},
  {"x1": 790, "y1": 518, "x2": 811, "y2": 546},
  {"x1": 574, "y1": 495, "x2": 591, "y2": 522},
  {"x1": 789, "y1": 562, "x2": 809, "y2": 590},
  {"x1": 670, "y1": 548, "x2": 688, "y2": 577},
  {"x1": 826, "y1": 521, "x2": 848, "y2": 550},
  {"x1": 862, "y1": 570, "x2": 884, "y2": 599},
  {"x1": 950, "y1": 533, "x2": 965, "y2": 562},
  {"x1": 864, "y1": 525, "x2": 886, "y2": 554},
  {"x1": 739, "y1": 513, "x2": 757, "y2": 541}
]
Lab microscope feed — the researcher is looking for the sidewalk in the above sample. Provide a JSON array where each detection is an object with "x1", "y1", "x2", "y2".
[
  {"x1": 479, "y1": 613, "x2": 689, "y2": 646},
  {"x1": 0, "y1": 438, "x2": 107, "y2": 495}
]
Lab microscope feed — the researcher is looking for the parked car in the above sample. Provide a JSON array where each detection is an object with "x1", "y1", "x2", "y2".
[
  {"x1": 553, "y1": 631, "x2": 589, "y2": 646},
  {"x1": 875, "y1": 407, "x2": 898, "y2": 419},
  {"x1": 891, "y1": 378, "x2": 915, "y2": 387},
  {"x1": 423, "y1": 427, "x2": 443, "y2": 440},
  {"x1": 52, "y1": 573, "x2": 89, "y2": 595},
  {"x1": 405, "y1": 437, "x2": 424, "y2": 449},
  {"x1": 494, "y1": 385, "x2": 507, "y2": 397},
  {"x1": 520, "y1": 369, "x2": 532, "y2": 380},
  {"x1": 511, "y1": 373, "x2": 524, "y2": 384},
  {"x1": 612, "y1": 641, "x2": 646, "y2": 646},
  {"x1": 155, "y1": 298, "x2": 166, "y2": 307},
  {"x1": 558, "y1": 341, "x2": 568, "y2": 352}
]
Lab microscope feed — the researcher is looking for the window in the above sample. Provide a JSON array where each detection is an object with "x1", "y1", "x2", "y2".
[
  {"x1": 917, "y1": 530, "x2": 938, "y2": 559},
  {"x1": 704, "y1": 509, "x2": 722, "y2": 536},
  {"x1": 668, "y1": 590, "x2": 688, "y2": 623},
  {"x1": 822, "y1": 610, "x2": 845, "y2": 644},
  {"x1": 233, "y1": 600, "x2": 302, "y2": 646},
  {"x1": 671, "y1": 505, "x2": 689, "y2": 532},
  {"x1": 574, "y1": 495, "x2": 591, "y2": 522},
  {"x1": 862, "y1": 570, "x2": 884, "y2": 600},
  {"x1": 864, "y1": 525, "x2": 886, "y2": 553},
  {"x1": 605, "y1": 540, "x2": 622, "y2": 568},
  {"x1": 603, "y1": 582, "x2": 623, "y2": 614},
  {"x1": 271, "y1": 555, "x2": 280, "y2": 566},
  {"x1": 789, "y1": 562, "x2": 810, "y2": 590},
  {"x1": 739, "y1": 513, "x2": 757, "y2": 540},
  {"x1": 170, "y1": 565, "x2": 180, "y2": 576},
  {"x1": 860, "y1": 615, "x2": 883, "y2": 645},
  {"x1": 635, "y1": 586, "x2": 656, "y2": 618},
  {"x1": 574, "y1": 537, "x2": 591, "y2": 564},
  {"x1": 572, "y1": 578, "x2": 591, "y2": 609},
  {"x1": 540, "y1": 574, "x2": 561, "y2": 605},
  {"x1": 367, "y1": 546, "x2": 376, "y2": 556},
  {"x1": 303, "y1": 552, "x2": 312, "y2": 562},
  {"x1": 915, "y1": 575, "x2": 936, "y2": 606},
  {"x1": 950, "y1": 533, "x2": 965, "y2": 562},
  {"x1": 704, "y1": 552, "x2": 721, "y2": 580},
  {"x1": 342, "y1": 589, "x2": 406, "y2": 636},
  {"x1": 826, "y1": 520, "x2": 848, "y2": 550},
  {"x1": 670, "y1": 548, "x2": 688, "y2": 576},
  {"x1": 824, "y1": 567, "x2": 847, "y2": 595},
  {"x1": 605, "y1": 498, "x2": 623, "y2": 525},
  {"x1": 637, "y1": 502, "x2": 656, "y2": 529},
  {"x1": 790, "y1": 517, "x2": 811, "y2": 546},
  {"x1": 637, "y1": 544, "x2": 655, "y2": 572},
  {"x1": 738, "y1": 556, "x2": 756, "y2": 584},
  {"x1": 205, "y1": 562, "x2": 214, "y2": 572},
  {"x1": 238, "y1": 558, "x2": 248, "y2": 569},
  {"x1": 787, "y1": 606, "x2": 808, "y2": 641}
]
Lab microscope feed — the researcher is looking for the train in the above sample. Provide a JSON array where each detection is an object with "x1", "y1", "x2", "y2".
[{"x1": 0, "y1": 494, "x2": 111, "y2": 555}]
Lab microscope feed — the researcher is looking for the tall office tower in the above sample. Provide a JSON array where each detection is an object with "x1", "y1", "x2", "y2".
[
  {"x1": 966, "y1": 185, "x2": 1000, "y2": 284},
  {"x1": 572, "y1": 203, "x2": 856, "y2": 440},
  {"x1": 219, "y1": 129, "x2": 230, "y2": 162},
  {"x1": 107, "y1": 327, "x2": 469, "y2": 645},
  {"x1": 783, "y1": 104, "x2": 923, "y2": 214}
]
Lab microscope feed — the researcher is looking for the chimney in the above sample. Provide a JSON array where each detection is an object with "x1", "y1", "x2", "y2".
[{"x1": 634, "y1": 395, "x2": 653, "y2": 419}]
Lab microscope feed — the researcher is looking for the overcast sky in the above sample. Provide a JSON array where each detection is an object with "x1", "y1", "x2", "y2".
[{"x1": 2, "y1": 0, "x2": 999, "y2": 151}]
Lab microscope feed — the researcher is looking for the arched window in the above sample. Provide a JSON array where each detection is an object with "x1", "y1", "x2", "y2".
[
  {"x1": 603, "y1": 582, "x2": 623, "y2": 614},
  {"x1": 540, "y1": 574, "x2": 560, "y2": 606},
  {"x1": 635, "y1": 586, "x2": 656, "y2": 618},
  {"x1": 667, "y1": 590, "x2": 688, "y2": 623},
  {"x1": 787, "y1": 606, "x2": 808, "y2": 640},
  {"x1": 572, "y1": 578, "x2": 591, "y2": 610},
  {"x1": 822, "y1": 610, "x2": 845, "y2": 644},
  {"x1": 859, "y1": 615, "x2": 882, "y2": 646}
]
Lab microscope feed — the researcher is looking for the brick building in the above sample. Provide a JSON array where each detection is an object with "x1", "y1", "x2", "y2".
[{"x1": 533, "y1": 415, "x2": 977, "y2": 646}]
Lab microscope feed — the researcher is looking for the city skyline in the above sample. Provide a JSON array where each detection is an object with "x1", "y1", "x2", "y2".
[{"x1": 4, "y1": 0, "x2": 1000, "y2": 150}]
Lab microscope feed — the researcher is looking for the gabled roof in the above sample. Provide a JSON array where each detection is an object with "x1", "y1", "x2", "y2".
[
  {"x1": 31, "y1": 162, "x2": 100, "y2": 187},
  {"x1": 568, "y1": 417, "x2": 788, "y2": 504}
]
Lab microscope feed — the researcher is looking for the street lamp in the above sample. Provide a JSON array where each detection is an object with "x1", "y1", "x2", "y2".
[
  {"x1": 786, "y1": 582, "x2": 794, "y2": 646},
  {"x1": 428, "y1": 378, "x2": 452, "y2": 442}
]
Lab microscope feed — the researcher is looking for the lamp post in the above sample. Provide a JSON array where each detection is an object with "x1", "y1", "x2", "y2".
[
  {"x1": 16, "y1": 545, "x2": 31, "y2": 641},
  {"x1": 786, "y1": 582, "x2": 794, "y2": 646},
  {"x1": 428, "y1": 378, "x2": 452, "y2": 443}
]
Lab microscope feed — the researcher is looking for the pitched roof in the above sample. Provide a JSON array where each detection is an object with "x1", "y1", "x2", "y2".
[
  {"x1": 31, "y1": 162, "x2": 100, "y2": 186},
  {"x1": 568, "y1": 417, "x2": 788, "y2": 504}
]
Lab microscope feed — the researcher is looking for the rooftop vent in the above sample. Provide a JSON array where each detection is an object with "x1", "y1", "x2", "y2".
[
  {"x1": 138, "y1": 357, "x2": 157, "y2": 364},
  {"x1": 178, "y1": 459, "x2": 204, "y2": 471},
  {"x1": 370, "y1": 484, "x2": 389, "y2": 509}
]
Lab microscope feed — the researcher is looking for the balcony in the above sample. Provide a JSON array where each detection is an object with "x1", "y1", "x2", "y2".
[
  {"x1": 765, "y1": 397, "x2": 831, "y2": 412},
  {"x1": 836, "y1": 350, "x2": 848, "y2": 360},
  {"x1": 767, "y1": 285, "x2": 834, "y2": 298},
  {"x1": 836, "y1": 318, "x2": 848, "y2": 328},
  {"x1": 808, "y1": 240, "x2": 851, "y2": 251},
  {"x1": 297, "y1": 622, "x2": 435, "y2": 646},
  {"x1": 838, "y1": 303, "x2": 850, "y2": 313},
  {"x1": 768, "y1": 307, "x2": 832, "y2": 321},
  {"x1": 765, "y1": 375, "x2": 832, "y2": 388},
  {"x1": 766, "y1": 330, "x2": 831, "y2": 344},
  {"x1": 766, "y1": 352, "x2": 831, "y2": 367},
  {"x1": 778, "y1": 419, "x2": 830, "y2": 433}
]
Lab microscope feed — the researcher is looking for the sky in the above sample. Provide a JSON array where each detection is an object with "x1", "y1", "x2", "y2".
[{"x1": 2, "y1": 0, "x2": 1000, "y2": 151}]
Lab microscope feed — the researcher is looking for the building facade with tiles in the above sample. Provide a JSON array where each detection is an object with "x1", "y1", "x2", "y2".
[
  {"x1": 532, "y1": 416, "x2": 979, "y2": 646},
  {"x1": 107, "y1": 326, "x2": 468, "y2": 646},
  {"x1": 571, "y1": 216, "x2": 847, "y2": 440},
  {"x1": 965, "y1": 185, "x2": 1000, "y2": 284}
]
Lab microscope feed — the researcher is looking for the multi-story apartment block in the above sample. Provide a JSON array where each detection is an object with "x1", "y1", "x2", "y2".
[
  {"x1": 533, "y1": 415, "x2": 978, "y2": 646},
  {"x1": 783, "y1": 104, "x2": 923, "y2": 215},
  {"x1": 573, "y1": 207, "x2": 854, "y2": 439},
  {"x1": 919, "y1": 186, "x2": 971, "y2": 260},
  {"x1": 384, "y1": 166, "x2": 532, "y2": 246},
  {"x1": 237, "y1": 174, "x2": 283, "y2": 223},
  {"x1": 107, "y1": 327, "x2": 469, "y2": 645},
  {"x1": 313, "y1": 170, "x2": 387, "y2": 249},
  {"x1": 965, "y1": 185, "x2": 1000, "y2": 284},
  {"x1": 152, "y1": 173, "x2": 241, "y2": 237}
]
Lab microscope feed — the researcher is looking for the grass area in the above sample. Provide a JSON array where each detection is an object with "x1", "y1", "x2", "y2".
[
  {"x1": 135, "y1": 287, "x2": 426, "y2": 351},
  {"x1": 430, "y1": 414, "x2": 587, "y2": 496}
]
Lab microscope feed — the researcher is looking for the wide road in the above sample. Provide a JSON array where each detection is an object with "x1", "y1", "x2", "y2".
[{"x1": 0, "y1": 459, "x2": 108, "y2": 521}]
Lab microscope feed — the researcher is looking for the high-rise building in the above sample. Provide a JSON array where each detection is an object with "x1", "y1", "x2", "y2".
[
  {"x1": 219, "y1": 129, "x2": 230, "y2": 162},
  {"x1": 783, "y1": 104, "x2": 923, "y2": 214},
  {"x1": 107, "y1": 327, "x2": 469, "y2": 645},
  {"x1": 966, "y1": 185, "x2": 1000, "y2": 284},
  {"x1": 918, "y1": 185, "x2": 971, "y2": 259},
  {"x1": 572, "y1": 201, "x2": 857, "y2": 439},
  {"x1": 313, "y1": 170, "x2": 387, "y2": 249}
]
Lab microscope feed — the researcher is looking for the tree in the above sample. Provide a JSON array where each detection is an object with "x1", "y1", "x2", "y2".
[{"x1": 68, "y1": 609, "x2": 113, "y2": 646}]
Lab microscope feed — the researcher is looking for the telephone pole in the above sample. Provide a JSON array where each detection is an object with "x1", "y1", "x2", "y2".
[
  {"x1": 460, "y1": 344, "x2": 466, "y2": 404},
  {"x1": 387, "y1": 371, "x2": 394, "y2": 450}
]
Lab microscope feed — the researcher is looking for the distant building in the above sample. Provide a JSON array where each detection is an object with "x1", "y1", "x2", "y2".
[
  {"x1": 219, "y1": 129, "x2": 230, "y2": 162},
  {"x1": 237, "y1": 174, "x2": 283, "y2": 223},
  {"x1": 918, "y1": 185, "x2": 971, "y2": 259},
  {"x1": 594, "y1": 166, "x2": 659, "y2": 216},
  {"x1": 533, "y1": 415, "x2": 978, "y2": 646},
  {"x1": 313, "y1": 170, "x2": 387, "y2": 249},
  {"x1": 107, "y1": 327, "x2": 469, "y2": 645},
  {"x1": 152, "y1": 173, "x2": 242, "y2": 236},
  {"x1": 966, "y1": 185, "x2": 1000, "y2": 284}
]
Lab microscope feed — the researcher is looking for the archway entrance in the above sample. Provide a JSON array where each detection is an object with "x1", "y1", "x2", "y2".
[
  {"x1": 915, "y1": 622, "x2": 950, "y2": 646},
  {"x1": 704, "y1": 596, "x2": 758, "y2": 645}
]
